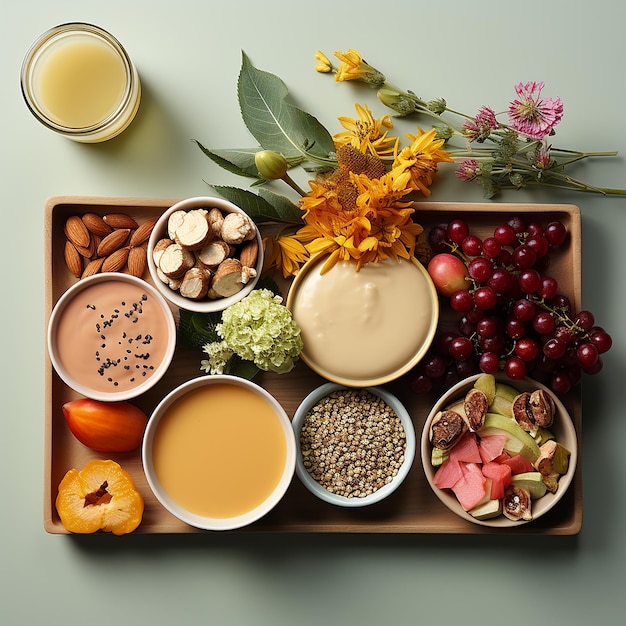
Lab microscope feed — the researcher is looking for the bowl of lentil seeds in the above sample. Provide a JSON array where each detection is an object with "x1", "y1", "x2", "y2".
[{"x1": 292, "y1": 383, "x2": 416, "y2": 507}]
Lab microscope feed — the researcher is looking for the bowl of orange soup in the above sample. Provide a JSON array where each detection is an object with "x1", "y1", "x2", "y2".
[
  {"x1": 47, "y1": 273, "x2": 176, "y2": 402},
  {"x1": 142, "y1": 375, "x2": 296, "y2": 530}
]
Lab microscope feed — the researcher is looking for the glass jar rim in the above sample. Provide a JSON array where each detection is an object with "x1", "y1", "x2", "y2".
[{"x1": 20, "y1": 22, "x2": 137, "y2": 137}]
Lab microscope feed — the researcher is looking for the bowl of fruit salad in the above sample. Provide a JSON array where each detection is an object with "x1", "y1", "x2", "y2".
[{"x1": 421, "y1": 372, "x2": 577, "y2": 527}]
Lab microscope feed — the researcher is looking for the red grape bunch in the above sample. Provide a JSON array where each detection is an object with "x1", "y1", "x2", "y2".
[{"x1": 410, "y1": 216, "x2": 612, "y2": 395}]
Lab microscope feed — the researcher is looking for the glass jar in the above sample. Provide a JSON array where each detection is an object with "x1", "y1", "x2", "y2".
[{"x1": 20, "y1": 23, "x2": 141, "y2": 143}]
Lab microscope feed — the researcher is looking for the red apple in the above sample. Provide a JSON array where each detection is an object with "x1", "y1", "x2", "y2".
[{"x1": 427, "y1": 253, "x2": 470, "y2": 297}]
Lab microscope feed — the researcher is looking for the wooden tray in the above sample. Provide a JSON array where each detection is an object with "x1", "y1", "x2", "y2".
[{"x1": 44, "y1": 196, "x2": 583, "y2": 534}]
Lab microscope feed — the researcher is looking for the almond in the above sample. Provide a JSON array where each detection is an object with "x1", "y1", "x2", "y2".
[
  {"x1": 81, "y1": 257, "x2": 105, "y2": 279},
  {"x1": 102, "y1": 247, "x2": 130, "y2": 273},
  {"x1": 81, "y1": 213, "x2": 113, "y2": 237},
  {"x1": 64, "y1": 240, "x2": 83, "y2": 278},
  {"x1": 129, "y1": 217, "x2": 158, "y2": 247},
  {"x1": 74, "y1": 242, "x2": 94, "y2": 258},
  {"x1": 103, "y1": 213, "x2": 139, "y2": 229},
  {"x1": 64, "y1": 216, "x2": 91, "y2": 249},
  {"x1": 127, "y1": 246, "x2": 147, "y2": 278},
  {"x1": 97, "y1": 228, "x2": 131, "y2": 257},
  {"x1": 239, "y1": 238, "x2": 259, "y2": 268}
]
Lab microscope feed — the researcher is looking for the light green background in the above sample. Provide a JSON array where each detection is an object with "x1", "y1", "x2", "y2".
[{"x1": 2, "y1": 1, "x2": 625, "y2": 624}]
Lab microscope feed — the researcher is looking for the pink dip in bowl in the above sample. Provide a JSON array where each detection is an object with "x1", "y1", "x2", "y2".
[{"x1": 48, "y1": 273, "x2": 176, "y2": 401}]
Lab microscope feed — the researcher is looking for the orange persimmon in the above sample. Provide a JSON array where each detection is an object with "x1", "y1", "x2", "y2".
[
  {"x1": 55, "y1": 459, "x2": 144, "y2": 535},
  {"x1": 62, "y1": 398, "x2": 148, "y2": 452}
]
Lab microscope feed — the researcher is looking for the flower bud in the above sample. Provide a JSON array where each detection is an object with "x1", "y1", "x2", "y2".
[
  {"x1": 255, "y1": 150, "x2": 289, "y2": 180},
  {"x1": 377, "y1": 88, "x2": 420, "y2": 116},
  {"x1": 427, "y1": 98, "x2": 447, "y2": 114},
  {"x1": 314, "y1": 50, "x2": 332, "y2": 73},
  {"x1": 434, "y1": 124, "x2": 455, "y2": 140},
  {"x1": 509, "y1": 172, "x2": 525, "y2": 188}
]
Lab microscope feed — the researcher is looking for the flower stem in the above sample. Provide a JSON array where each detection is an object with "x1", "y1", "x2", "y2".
[{"x1": 282, "y1": 172, "x2": 308, "y2": 197}]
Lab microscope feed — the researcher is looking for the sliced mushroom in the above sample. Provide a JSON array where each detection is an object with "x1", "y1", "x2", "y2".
[
  {"x1": 169, "y1": 208, "x2": 212, "y2": 250},
  {"x1": 196, "y1": 240, "x2": 231, "y2": 268},
  {"x1": 158, "y1": 242, "x2": 195, "y2": 279},
  {"x1": 503, "y1": 486, "x2": 532, "y2": 521},
  {"x1": 207, "y1": 207, "x2": 225, "y2": 238},
  {"x1": 167, "y1": 210, "x2": 187, "y2": 240},
  {"x1": 463, "y1": 388, "x2": 488, "y2": 431},
  {"x1": 211, "y1": 258, "x2": 245, "y2": 297},
  {"x1": 221, "y1": 212, "x2": 255, "y2": 244},
  {"x1": 152, "y1": 238, "x2": 174, "y2": 267},
  {"x1": 179, "y1": 267, "x2": 211, "y2": 300},
  {"x1": 429, "y1": 410, "x2": 467, "y2": 450}
]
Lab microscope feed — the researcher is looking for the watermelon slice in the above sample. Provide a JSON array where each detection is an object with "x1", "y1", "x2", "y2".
[
  {"x1": 478, "y1": 434, "x2": 508, "y2": 464},
  {"x1": 451, "y1": 462, "x2": 487, "y2": 511},
  {"x1": 501, "y1": 454, "x2": 534, "y2": 475},
  {"x1": 449, "y1": 432, "x2": 482, "y2": 464},
  {"x1": 481, "y1": 461, "x2": 512, "y2": 500},
  {"x1": 433, "y1": 456, "x2": 463, "y2": 489},
  {"x1": 493, "y1": 452, "x2": 511, "y2": 464}
]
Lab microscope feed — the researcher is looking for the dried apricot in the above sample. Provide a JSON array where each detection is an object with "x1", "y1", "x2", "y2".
[{"x1": 55, "y1": 459, "x2": 144, "y2": 535}]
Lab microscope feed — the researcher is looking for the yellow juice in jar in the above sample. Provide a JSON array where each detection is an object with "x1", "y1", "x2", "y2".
[
  {"x1": 33, "y1": 34, "x2": 127, "y2": 128},
  {"x1": 21, "y1": 23, "x2": 140, "y2": 142}
]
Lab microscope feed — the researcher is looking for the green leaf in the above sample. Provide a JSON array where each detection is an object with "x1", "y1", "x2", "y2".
[
  {"x1": 238, "y1": 51, "x2": 335, "y2": 161},
  {"x1": 255, "y1": 275, "x2": 282, "y2": 298},
  {"x1": 224, "y1": 354, "x2": 260, "y2": 380},
  {"x1": 257, "y1": 187, "x2": 303, "y2": 223},
  {"x1": 194, "y1": 141, "x2": 261, "y2": 179},
  {"x1": 177, "y1": 309, "x2": 221, "y2": 349},
  {"x1": 210, "y1": 184, "x2": 303, "y2": 224}
]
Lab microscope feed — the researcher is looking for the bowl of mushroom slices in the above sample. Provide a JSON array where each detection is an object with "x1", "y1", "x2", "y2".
[
  {"x1": 147, "y1": 196, "x2": 264, "y2": 313},
  {"x1": 421, "y1": 373, "x2": 577, "y2": 527}
]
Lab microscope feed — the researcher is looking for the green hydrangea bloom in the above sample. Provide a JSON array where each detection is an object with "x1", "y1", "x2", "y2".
[
  {"x1": 200, "y1": 340, "x2": 234, "y2": 375},
  {"x1": 216, "y1": 289, "x2": 303, "y2": 374}
]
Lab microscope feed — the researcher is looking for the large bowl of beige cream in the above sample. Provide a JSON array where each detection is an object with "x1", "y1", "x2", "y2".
[{"x1": 286, "y1": 254, "x2": 439, "y2": 387}]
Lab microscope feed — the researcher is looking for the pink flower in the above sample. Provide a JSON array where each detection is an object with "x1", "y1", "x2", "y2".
[
  {"x1": 535, "y1": 144, "x2": 552, "y2": 169},
  {"x1": 456, "y1": 159, "x2": 480, "y2": 181},
  {"x1": 463, "y1": 105, "x2": 498, "y2": 142},
  {"x1": 475, "y1": 105, "x2": 498, "y2": 129},
  {"x1": 508, "y1": 81, "x2": 564, "y2": 140}
]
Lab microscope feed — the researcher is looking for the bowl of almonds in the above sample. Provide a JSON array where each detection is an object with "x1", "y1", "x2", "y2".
[{"x1": 147, "y1": 197, "x2": 264, "y2": 313}]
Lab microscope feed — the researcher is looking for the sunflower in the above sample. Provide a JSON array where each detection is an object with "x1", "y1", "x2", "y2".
[
  {"x1": 298, "y1": 154, "x2": 423, "y2": 273},
  {"x1": 334, "y1": 103, "x2": 399, "y2": 158},
  {"x1": 333, "y1": 49, "x2": 385, "y2": 87},
  {"x1": 393, "y1": 128, "x2": 453, "y2": 196},
  {"x1": 262, "y1": 233, "x2": 310, "y2": 278}
]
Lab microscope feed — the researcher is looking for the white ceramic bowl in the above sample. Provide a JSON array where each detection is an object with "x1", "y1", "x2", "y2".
[
  {"x1": 292, "y1": 382, "x2": 416, "y2": 507},
  {"x1": 421, "y1": 373, "x2": 578, "y2": 528},
  {"x1": 142, "y1": 375, "x2": 296, "y2": 531},
  {"x1": 47, "y1": 273, "x2": 176, "y2": 402},
  {"x1": 147, "y1": 196, "x2": 264, "y2": 313}
]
